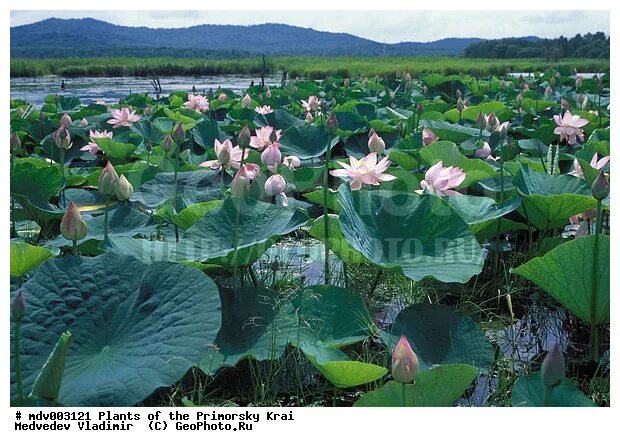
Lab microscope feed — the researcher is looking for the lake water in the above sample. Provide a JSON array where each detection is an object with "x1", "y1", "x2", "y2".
[{"x1": 10, "y1": 74, "x2": 282, "y2": 106}]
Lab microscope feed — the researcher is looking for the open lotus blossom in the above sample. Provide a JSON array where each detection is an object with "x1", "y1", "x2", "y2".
[
  {"x1": 422, "y1": 128, "x2": 438, "y2": 146},
  {"x1": 417, "y1": 161, "x2": 466, "y2": 196},
  {"x1": 231, "y1": 162, "x2": 260, "y2": 196},
  {"x1": 107, "y1": 107, "x2": 140, "y2": 128},
  {"x1": 81, "y1": 130, "x2": 113, "y2": 155},
  {"x1": 254, "y1": 105, "x2": 273, "y2": 115},
  {"x1": 250, "y1": 126, "x2": 282, "y2": 150},
  {"x1": 572, "y1": 153, "x2": 610, "y2": 179},
  {"x1": 474, "y1": 142, "x2": 499, "y2": 161},
  {"x1": 199, "y1": 138, "x2": 240, "y2": 170},
  {"x1": 330, "y1": 152, "x2": 396, "y2": 190},
  {"x1": 283, "y1": 155, "x2": 301, "y2": 170},
  {"x1": 301, "y1": 95, "x2": 321, "y2": 112},
  {"x1": 183, "y1": 94, "x2": 210, "y2": 112},
  {"x1": 553, "y1": 110, "x2": 589, "y2": 145}
]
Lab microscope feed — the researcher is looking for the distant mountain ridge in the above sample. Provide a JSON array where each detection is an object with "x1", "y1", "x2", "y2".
[{"x1": 11, "y1": 18, "x2": 489, "y2": 58}]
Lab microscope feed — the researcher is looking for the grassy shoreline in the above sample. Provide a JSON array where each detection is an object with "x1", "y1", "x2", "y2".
[{"x1": 11, "y1": 56, "x2": 609, "y2": 79}]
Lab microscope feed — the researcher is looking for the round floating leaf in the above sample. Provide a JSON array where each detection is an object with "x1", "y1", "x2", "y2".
[
  {"x1": 381, "y1": 303, "x2": 494, "y2": 371},
  {"x1": 11, "y1": 253, "x2": 222, "y2": 406},
  {"x1": 512, "y1": 235, "x2": 609, "y2": 325},
  {"x1": 10, "y1": 241, "x2": 54, "y2": 276},
  {"x1": 132, "y1": 170, "x2": 224, "y2": 210},
  {"x1": 354, "y1": 364, "x2": 478, "y2": 407},
  {"x1": 338, "y1": 184, "x2": 484, "y2": 283},
  {"x1": 511, "y1": 372, "x2": 596, "y2": 407}
]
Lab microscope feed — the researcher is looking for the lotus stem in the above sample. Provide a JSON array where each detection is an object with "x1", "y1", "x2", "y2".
[
  {"x1": 173, "y1": 150, "x2": 180, "y2": 243},
  {"x1": 231, "y1": 148, "x2": 247, "y2": 288},
  {"x1": 589, "y1": 199, "x2": 603, "y2": 359},
  {"x1": 14, "y1": 320, "x2": 24, "y2": 402},
  {"x1": 103, "y1": 197, "x2": 110, "y2": 244},
  {"x1": 369, "y1": 269, "x2": 383, "y2": 298},
  {"x1": 323, "y1": 139, "x2": 331, "y2": 285},
  {"x1": 493, "y1": 158, "x2": 506, "y2": 274},
  {"x1": 72, "y1": 240, "x2": 77, "y2": 256}
]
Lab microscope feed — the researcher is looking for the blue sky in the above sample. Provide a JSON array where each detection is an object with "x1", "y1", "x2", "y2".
[{"x1": 10, "y1": 10, "x2": 610, "y2": 43}]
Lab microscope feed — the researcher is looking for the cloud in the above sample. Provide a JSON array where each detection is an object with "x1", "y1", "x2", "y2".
[{"x1": 10, "y1": 10, "x2": 609, "y2": 43}]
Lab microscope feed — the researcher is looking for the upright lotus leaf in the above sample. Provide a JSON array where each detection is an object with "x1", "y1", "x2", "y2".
[
  {"x1": 132, "y1": 170, "x2": 224, "y2": 210},
  {"x1": 304, "y1": 187, "x2": 341, "y2": 212},
  {"x1": 512, "y1": 165, "x2": 598, "y2": 230},
  {"x1": 29, "y1": 331, "x2": 72, "y2": 402},
  {"x1": 303, "y1": 351, "x2": 387, "y2": 388},
  {"x1": 253, "y1": 109, "x2": 303, "y2": 130},
  {"x1": 132, "y1": 120, "x2": 165, "y2": 145},
  {"x1": 512, "y1": 235, "x2": 610, "y2": 325},
  {"x1": 159, "y1": 200, "x2": 224, "y2": 230},
  {"x1": 334, "y1": 111, "x2": 367, "y2": 137},
  {"x1": 11, "y1": 161, "x2": 65, "y2": 221},
  {"x1": 11, "y1": 253, "x2": 222, "y2": 406},
  {"x1": 381, "y1": 303, "x2": 494, "y2": 371},
  {"x1": 442, "y1": 195, "x2": 521, "y2": 225},
  {"x1": 338, "y1": 184, "x2": 484, "y2": 283},
  {"x1": 279, "y1": 124, "x2": 330, "y2": 159},
  {"x1": 93, "y1": 139, "x2": 137, "y2": 164},
  {"x1": 191, "y1": 119, "x2": 225, "y2": 150},
  {"x1": 10, "y1": 241, "x2": 54, "y2": 277},
  {"x1": 511, "y1": 372, "x2": 596, "y2": 407},
  {"x1": 420, "y1": 141, "x2": 497, "y2": 188},
  {"x1": 309, "y1": 215, "x2": 366, "y2": 264},
  {"x1": 199, "y1": 287, "x2": 297, "y2": 375},
  {"x1": 354, "y1": 364, "x2": 478, "y2": 407},
  {"x1": 444, "y1": 101, "x2": 514, "y2": 123},
  {"x1": 183, "y1": 197, "x2": 309, "y2": 266},
  {"x1": 419, "y1": 119, "x2": 489, "y2": 144}
]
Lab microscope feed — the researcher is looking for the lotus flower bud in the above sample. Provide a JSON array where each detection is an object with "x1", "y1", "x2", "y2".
[
  {"x1": 422, "y1": 128, "x2": 438, "y2": 146},
  {"x1": 162, "y1": 134, "x2": 175, "y2": 152},
  {"x1": 238, "y1": 125, "x2": 252, "y2": 148},
  {"x1": 116, "y1": 174, "x2": 134, "y2": 201},
  {"x1": 12, "y1": 291, "x2": 26, "y2": 321},
  {"x1": 475, "y1": 142, "x2": 492, "y2": 159},
  {"x1": 456, "y1": 97, "x2": 465, "y2": 113},
  {"x1": 367, "y1": 130, "x2": 386, "y2": 155},
  {"x1": 591, "y1": 170, "x2": 610, "y2": 201},
  {"x1": 265, "y1": 87, "x2": 272, "y2": 98},
  {"x1": 325, "y1": 111, "x2": 338, "y2": 136},
  {"x1": 456, "y1": 89, "x2": 462, "y2": 99},
  {"x1": 544, "y1": 85, "x2": 553, "y2": 97},
  {"x1": 242, "y1": 93, "x2": 252, "y2": 108},
  {"x1": 172, "y1": 123, "x2": 186, "y2": 145},
  {"x1": 55, "y1": 127, "x2": 71, "y2": 149},
  {"x1": 232, "y1": 168, "x2": 250, "y2": 197},
  {"x1": 60, "y1": 113, "x2": 72, "y2": 127},
  {"x1": 404, "y1": 72, "x2": 412, "y2": 82},
  {"x1": 560, "y1": 98, "x2": 570, "y2": 110},
  {"x1": 597, "y1": 77, "x2": 604, "y2": 92},
  {"x1": 261, "y1": 143, "x2": 282, "y2": 166},
  {"x1": 423, "y1": 85, "x2": 428, "y2": 94},
  {"x1": 10, "y1": 132, "x2": 21, "y2": 151},
  {"x1": 391, "y1": 335, "x2": 419, "y2": 384},
  {"x1": 98, "y1": 161, "x2": 120, "y2": 196},
  {"x1": 549, "y1": 77, "x2": 556, "y2": 87},
  {"x1": 60, "y1": 201, "x2": 87, "y2": 241},
  {"x1": 264, "y1": 174, "x2": 287, "y2": 196},
  {"x1": 416, "y1": 103, "x2": 425, "y2": 114},
  {"x1": 305, "y1": 112, "x2": 314, "y2": 123},
  {"x1": 80, "y1": 118, "x2": 88, "y2": 127},
  {"x1": 283, "y1": 155, "x2": 301, "y2": 170},
  {"x1": 575, "y1": 76, "x2": 583, "y2": 89},
  {"x1": 343, "y1": 78, "x2": 350, "y2": 87},
  {"x1": 541, "y1": 343, "x2": 565, "y2": 388},
  {"x1": 143, "y1": 106, "x2": 153, "y2": 116},
  {"x1": 487, "y1": 113, "x2": 499, "y2": 131},
  {"x1": 218, "y1": 92, "x2": 228, "y2": 102},
  {"x1": 556, "y1": 72, "x2": 561, "y2": 78},
  {"x1": 476, "y1": 111, "x2": 487, "y2": 130}
]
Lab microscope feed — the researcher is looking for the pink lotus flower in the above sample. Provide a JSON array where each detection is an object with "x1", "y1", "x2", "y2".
[
  {"x1": 60, "y1": 114, "x2": 72, "y2": 127},
  {"x1": 544, "y1": 85, "x2": 553, "y2": 96},
  {"x1": 553, "y1": 110, "x2": 588, "y2": 145},
  {"x1": 422, "y1": 128, "x2": 438, "y2": 146},
  {"x1": 391, "y1": 336, "x2": 419, "y2": 384},
  {"x1": 250, "y1": 126, "x2": 282, "y2": 150},
  {"x1": 199, "y1": 138, "x2": 241, "y2": 170},
  {"x1": 54, "y1": 126, "x2": 71, "y2": 149},
  {"x1": 80, "y1": 118, "x2": 89, "y2": 127},
  {"x1": 305, "y1": 112, "x2": 314, "y2": 123},
  {"x1": 261, "y1": 143, "x2": 282, "y2": 166},
  {"x1": 98, "y1": 161, "x2": 120, "y2": 196},
  {"x1": 81, "y1": 130, "x2": 113, "y2": 155},
  {"x1": 218, "y1": 93, "x2": 228, "y2": 102},
  {"x1": 571, "y1": 153, "x2": 609, "y2": 179},
  {"x1": 301, "y1": 96, "x2": 320, "y2": 112},
  {"x1": 254, "y1": 105, "x2": 273, "y2": 115},
  {"x1": 60, "y1": 201, "x2": 87, "y2": 241},
  {"x1": 107, "y1": 107, "x2": 140, "y2": 128},
  {"x1": 418, "y1": 161, "x2": 466, "y2": 196},
  {"x1": 184, "y1": 94, "x2": 210, "y2": 112},
  {"x1": 231, "y1": 163, "x2": 260, "y2": 197},
  {"x1": 241, "y1": 94, "x2": 252, "y2": 108},
  {"x1": 283, "y1": 155, "x2": 301, "y2": 170},
  {"x1": 474, "y1": 142, "x2": 499, "y2": 161},
  {"x1": 367, "y1": 129, "x2": 386, "y2": 155},
  {"x1": 264, "y1": 174, "x2": 287, "y2": 196},
  {"x1": 330, "y1": 152, "x2": 396, "y2": 190}
]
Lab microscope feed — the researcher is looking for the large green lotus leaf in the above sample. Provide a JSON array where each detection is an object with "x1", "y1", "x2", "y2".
[
  {"x1": 280, "y1": 165, "x2": 324, "y2": 192},
  {"x1": 511, "y1": 372, "x2": 596, "y2": 407},
  {"x1": 159, "y1": 200, "x2": 223, "y2": 230},
  {"x1": 10, "y1": 241, "x2": 55, "y2": 277},
  {"x1": 444, "y1": 101, "x2": 514, "y2": 123},
  {"x1": 93, "y1": 139, "x2": 137, "y2": 164},
  {"x1": 307, "y1": 359, "x2": 387, "y2": 388},
  {"x1": 309, "y1": 215, "x2": 366, "y2": 264},
  {"x1": 420, "y1": 141, "x2": 497, "y2": 188},
  {"x1": 183, "y1": 197, "x2": 309, "y2": 266},
  {"x1": 11, "y1": 253, "x2": 222, "y2": 406},
  {"x1": 191, "y1": 119, "x2": 225, "y2": 150},
  {"x1": 292, "y1": 285, "x2": 374, "y2": 348},
  {"x1": 279, "y1": 124, "x2": 329, "y2": 159},
  {"x1": 199, "y1": 287, "x2": 297, "y2": 375},
  {"x1": 334, "y1": 111, "x2": 368, "y2": 137},
  {"x1": 304, "y1": 187, "x2": 341, "y2": 212},
  {"x1": 419, "y1": 119, "x2": 489, "y2": 144},
  {"x1": 11, "y1": 161, "x2": 65, "y2": 221},
  {"x1": 512, "y1": 235, "x2": 609, "y2": 325},
  {"x1": 513, "y1": 165, "x2": 598, "y2": 229},
  {"x1": 50, "y1": 203, "x2": 156, "y2": 251},
  {"x1": 253, "y1": 109, "x2": 303, "y2": 130},
  {"x1": 381, "y1": 303, "x2": 494, "y2": 371},
  {"x1": 354, "y1": 364, "x2": 478, "y2": 407},
  {"x1": 132, "y1": 170, "x2": 224, "y2": 210},
  {"x1": 131, "y1": 120, "x2": 165, "y2": 144},
  {"x1": 338, "y1": 184, "x2": 484, "y2": 283},
  {"x1": 442, "y1": 195, "x2": 521, "y2": 225}
]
